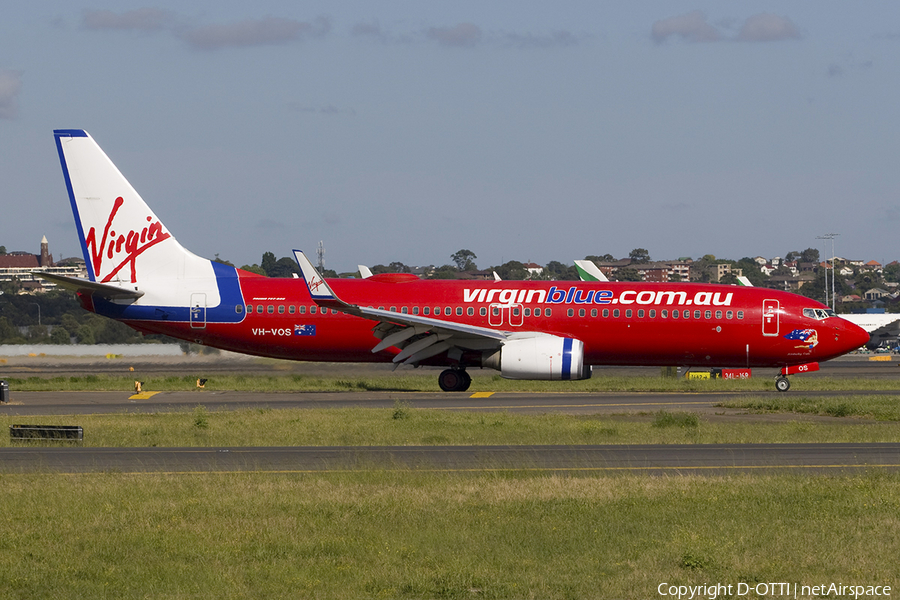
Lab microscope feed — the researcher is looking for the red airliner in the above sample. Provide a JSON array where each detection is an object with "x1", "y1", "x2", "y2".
[{"x1": 44, "y1": 130, "x2": 869, "y2": 392}]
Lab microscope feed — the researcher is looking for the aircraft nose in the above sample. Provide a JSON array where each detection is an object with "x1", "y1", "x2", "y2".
[{"x1": 839, "y1": 319, "x2": 871, "y2": 352}]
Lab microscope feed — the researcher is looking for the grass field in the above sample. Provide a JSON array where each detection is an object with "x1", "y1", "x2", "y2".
[
  {"x1": 2, "y1": 404, "x2": 900, "y2": 448},
  {"x1": 3, "y1": 375, "x2": 900, "y2": 597},
  {"x1": 7, "y1": 372, "x2": 900, "y2": 392},
  {"x1": 0, "y1": 471, "x2": 897, "y2": 599}
]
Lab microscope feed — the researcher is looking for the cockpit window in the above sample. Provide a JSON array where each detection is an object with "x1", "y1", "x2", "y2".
[{"x1": 803, "y1": 308, "x2": 836, "y2": 320}]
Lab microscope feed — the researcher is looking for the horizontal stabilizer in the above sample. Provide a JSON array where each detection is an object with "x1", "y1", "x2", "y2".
[{"x1": 36, "y1": 272, "x2": 144, "y2": 300}]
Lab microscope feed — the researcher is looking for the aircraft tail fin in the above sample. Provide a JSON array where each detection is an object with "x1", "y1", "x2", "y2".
[
  {"x1": 53, "y1": 129, "x2": 205, "y2": 286},
  {"x1": 574, "y1": 260, "x2": 609, "y2": 282}
]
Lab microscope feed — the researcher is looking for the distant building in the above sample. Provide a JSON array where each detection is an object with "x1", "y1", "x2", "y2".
[
  {"x1": 865, "y1": 288, "x2": 890, "y2": 301},
  {"x1": 0, "y1": 236, "x2": 87, "y2": 293},
  {"x1": 522, "y1": 262, "x2": 544, "y2": 278}
]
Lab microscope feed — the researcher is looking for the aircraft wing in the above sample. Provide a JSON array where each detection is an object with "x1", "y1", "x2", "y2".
[
  {"x1": 294, "y1": 250, "x2": 508, "y2": 365},
  {"x1": 36, "y1": 272, "x2": 144, "y2": 300}
]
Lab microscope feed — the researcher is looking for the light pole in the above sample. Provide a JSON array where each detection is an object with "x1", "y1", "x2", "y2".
[
  {"x1": 816, "y1": 233, "x2": 839, "y2": 312},
  {"x1": 31, "y1": 302, "x2": 41, "y2": 327}
]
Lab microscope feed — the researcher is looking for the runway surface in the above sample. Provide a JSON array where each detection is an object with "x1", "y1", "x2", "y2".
[
  {"x1": 2, "y1": 355, "x2": 898, "y2": 475},
  {"x1": 1, "y1": 444, "x2": 899, "y2": 475}
]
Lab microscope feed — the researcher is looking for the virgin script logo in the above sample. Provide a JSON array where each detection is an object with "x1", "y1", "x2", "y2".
[{"x1": 85, "y1": 196, "x2": 171, "y2": 283}]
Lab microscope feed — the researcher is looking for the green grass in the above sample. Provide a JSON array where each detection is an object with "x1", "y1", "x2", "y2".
[
  {"x1": 0, "y1": 471, "x2": 898, "y2": 599},
  {"x1": 3, "y1": 407, "x2": 900, "y2": 448},
  {"x1": 719, "y1": 394, "x2": 900, "y2": 421}
]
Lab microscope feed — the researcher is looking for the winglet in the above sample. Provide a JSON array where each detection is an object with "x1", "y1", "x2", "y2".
[{"x1": 293, "y1": 250, "x2": 339, "y2": 302}]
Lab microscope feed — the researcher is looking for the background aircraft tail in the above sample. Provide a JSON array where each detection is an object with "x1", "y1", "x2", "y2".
[{"x1": 54, "y1": 129, "x2": 223, "y2": 307}]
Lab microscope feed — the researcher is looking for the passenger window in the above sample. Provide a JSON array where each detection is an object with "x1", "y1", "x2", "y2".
[
  {"x1": 567, "y1": 309, "x2": 574, "y2": 317},
  {"x1": 480, "y1": 307, "x2": 488, "y2": 316},
  {"x1": 579, "y1": 309, "x2": 585, "y2": 317},
  {"x1": 468, "y1": 307, "x2": 475, "y2": 316},
  {"x1": 704, "y1": 310, "x2": 711, "y2": 319},
  {"x1": 737, "y1": 311, "x2": 744, "y2": 319},
  {"x1": 715, "y1": 310, "x2": 722, "y2": 319},
  {"x1": 512, "y1": 307, "x2": 520, "y2": 316},
  {"x1": 413, "y1": 307, "x2": 419, "y2": 315},
  {"x1": 649, "y1": 310, "x2": 655, "y2": 318},
  {"x1": 257, "y1": 305, "x2": 264, "y2": 314},
  {"x1": 525, "y1": 308, "x2": 531, "y2": 317},
  {"x1": 236, "y1": 305, "x2": 243, "y2": 314},
  {"x1": 726, "y1": 310, "x2": 733, "y2": 319},
  {"x1": 390, "y1": 307, "x2": 397, "y2": 312},
  {"x1": 289, "y1": 306, "x2": 295, "y2": 314},
  {"x1": 423, "y1": 307, "x2": 430, "y2": 316},
  {"x1": 602, "y1": 309, "x2": 609, "y2": 318},
  {"x1": 456, "y1": 307, "x2": 462, "y2": 316},
  {"x1": 545, "y1": 308, "x2": 552, "y2": 317},
  {"x1": 401, "y1": 307, "x2": 408, "y2": 314},
  {"x1": 492, "y1": 307, "x2": 500, "y2": 316},
  {"x1": 278, "y1": 305, "x2": 285, "y2": 314},
  {"x1": 673, "y1": 310, "x2": 679, "y2": 319},
  {"x1": 694, "y1": 310, "x2": 701, "y2": 319},
  {"x1": 662, "y1": 309, "x2": 668, "y2": 318},
  {"x1": 533, "y1": 308, "x2": 541, "y2": 317},
  {"x1": 591, "y1": 309, "x2": 597, "y2": 317},
  {"x1": 299, "y1": 306, "x2": 306, "y2": 314},
  {"x1": 626, "y1": 309, "x2": 632, "y2": 318},
  {"x1": 613, "y1": 309, "x2": 620, "y2": 318},
  {"x1": 246, "y1": 304, "x2": 253, "y2": 313},
  {"x1": 310, "y1": 306, "x2": 318, "y2": 314},
  {"x1": 637, "y1": 309, "x2": 644, "y2": 318},
  {"x1": 445, "y1": 307, "x2": 452, "y2": 316}
]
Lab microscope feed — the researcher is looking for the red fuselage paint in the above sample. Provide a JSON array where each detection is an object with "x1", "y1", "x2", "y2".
[{"x1": 111, "y1": 272, "x2": 869, "y2": 370}]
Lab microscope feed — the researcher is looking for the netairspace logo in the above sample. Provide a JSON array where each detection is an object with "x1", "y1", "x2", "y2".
[{"x1": 657, "y1": 582, "x2": 892, "y2": 599}]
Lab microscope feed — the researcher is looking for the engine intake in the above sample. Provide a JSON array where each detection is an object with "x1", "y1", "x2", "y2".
[{"x1": 482, "y1": 334, "x2": 591, "y2": 380}]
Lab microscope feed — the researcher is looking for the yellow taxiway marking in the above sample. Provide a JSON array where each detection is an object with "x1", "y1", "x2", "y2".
[
  {"x1": 469, "y1": 392, "x2": 495, "y2": 398},
  {"x1": 129, "y1": 391, "x2": 161, "y2": 400},
  {"x1": 869, "y1": 355, "x2": 892, "y2": 362}
]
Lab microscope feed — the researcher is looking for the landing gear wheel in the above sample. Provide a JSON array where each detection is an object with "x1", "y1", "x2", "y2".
[
  {"x1": 775, "y1": 376, "x2": 791, "y2": 392},
  {"x1": 438, "y1": 369, "x2": 471, "y2": 392}
]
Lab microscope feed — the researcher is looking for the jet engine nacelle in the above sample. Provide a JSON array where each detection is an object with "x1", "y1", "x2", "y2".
[{"x1": 483, "y1": 334, "x2": 591, "y2": 380}]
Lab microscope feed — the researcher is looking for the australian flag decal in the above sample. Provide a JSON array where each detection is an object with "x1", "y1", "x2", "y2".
[
  {"x1": 783, "y1": 328, "x2": 818, "y2": 349},
  {"x1": 294, "y1": 324, "x2": 316, "y2": 336}
]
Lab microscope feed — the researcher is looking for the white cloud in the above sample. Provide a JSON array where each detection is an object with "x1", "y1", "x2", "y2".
[
  {"x1": 652, "y1": 11, "x2": 801, "y2": 44},
  {"x1": 427, "y1": 23, "x2": 482, "y2": 48},
  {"x1": 180, "y1": 16, "x2": 331, "y2": 50},
  {"x1": 504, "y1": 30, "x2": 580, "y2": 49},
  {"x1": 0, "y1": 70, "x2": 22, "y2": 119},
  {"x1": 651, "y1": 11, "x2": 721, "y2": 44},
  {"x1": 81, "y1": 8, "x2": 176, "y2": 31},
  {"x1": 736, "y1": 13, "x2": 801, "y2": 42}
]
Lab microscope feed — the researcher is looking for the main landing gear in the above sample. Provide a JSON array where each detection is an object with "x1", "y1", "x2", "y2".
[
  {"x1": 775, "y1": 376, "x2": 791, "y2": 392},
  {"x1": 438, "y1": 368, "x2": 471, "y2": 392}
]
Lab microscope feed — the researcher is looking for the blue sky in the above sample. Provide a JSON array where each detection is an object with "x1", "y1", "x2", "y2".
[{"x1": 2, "y1": 2, "x2": 899, "y2": 273}]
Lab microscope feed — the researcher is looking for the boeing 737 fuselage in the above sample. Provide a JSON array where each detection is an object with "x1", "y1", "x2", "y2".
[{"x1": 45, "y1": 130, "x2": 870, "y2": 392}]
